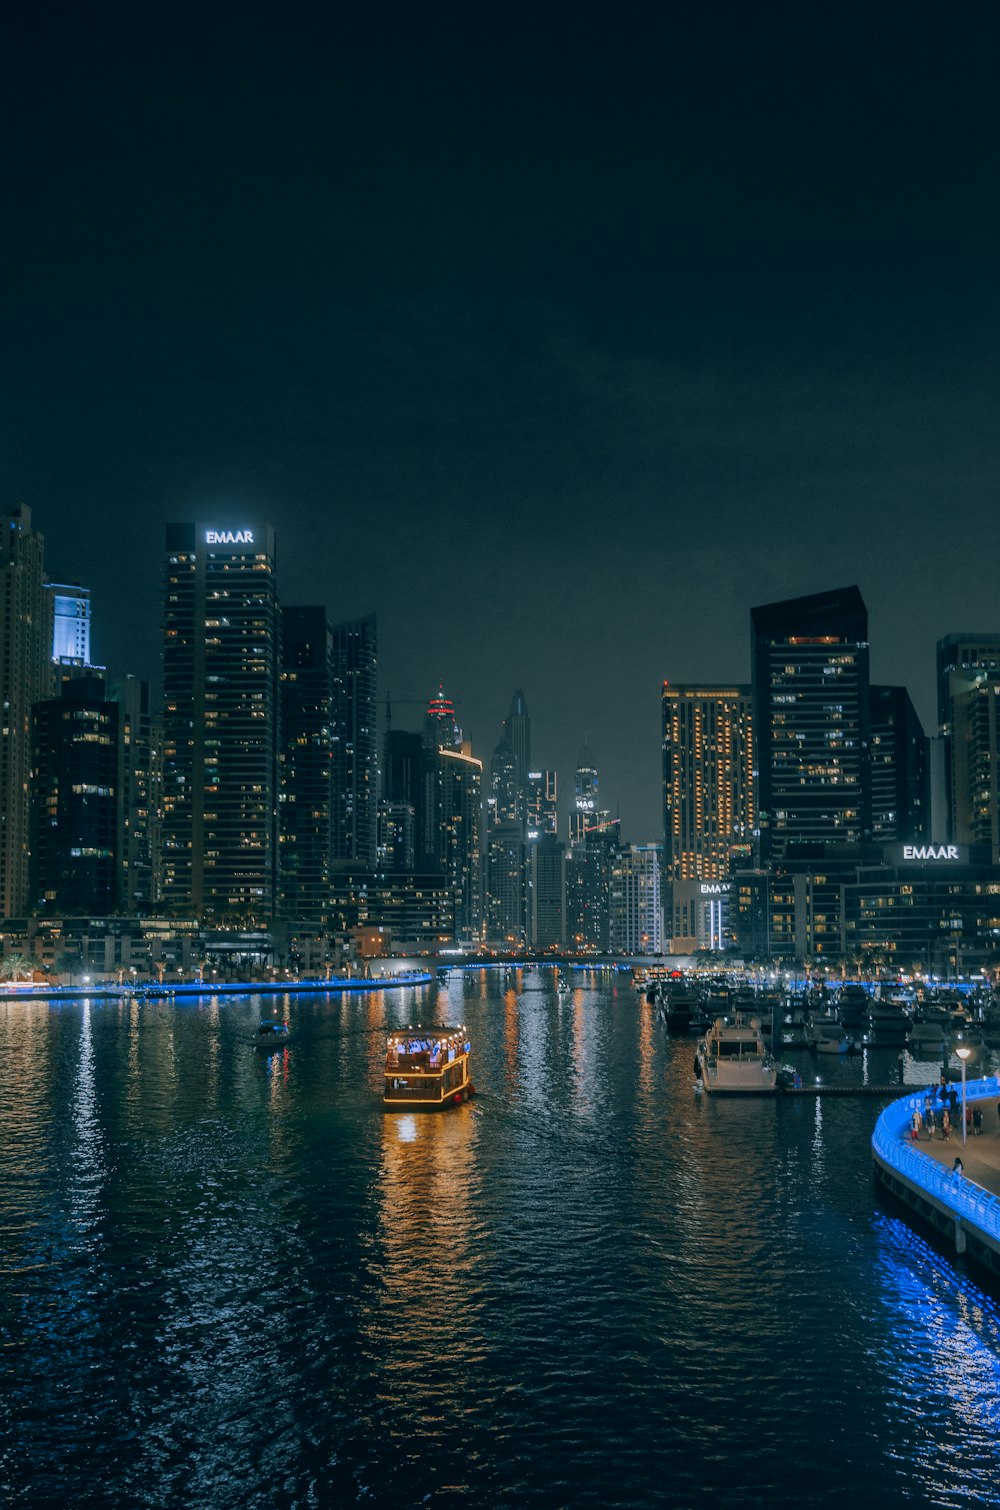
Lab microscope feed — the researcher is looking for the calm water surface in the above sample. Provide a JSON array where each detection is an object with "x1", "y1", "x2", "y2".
[{"x1": 2, "y1": 969, "x2": 1000, "y2": 1508}]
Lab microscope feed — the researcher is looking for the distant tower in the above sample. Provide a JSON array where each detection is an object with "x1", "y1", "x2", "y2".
[
  {"x1": 503, "y1": 690, "x2": 531, "y2": 817},
  {"x1": 0, "y1": 505, "x2": 53, "y2": 917},
  {"x1": 424, "y1": 683, "x2": 462, "y2": 752},
  {"x1": 49, "y1": 583, "x2": 92, "y2": 666},
  {"x1": 489, "y1": 736, "x2": 518, "y2": 826}
]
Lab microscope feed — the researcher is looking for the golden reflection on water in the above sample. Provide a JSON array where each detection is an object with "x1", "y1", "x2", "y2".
[
  {"x1": 503, "y1": 988, "x2": 519, "y2": 1096},
  {"x1": 368, "y1": 1105, "x2": 484, "y2": 1393}
]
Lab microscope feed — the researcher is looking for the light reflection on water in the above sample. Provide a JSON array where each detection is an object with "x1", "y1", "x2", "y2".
[{"x1": 0, "y1": 974, "x2": 999, "y2": 1508}]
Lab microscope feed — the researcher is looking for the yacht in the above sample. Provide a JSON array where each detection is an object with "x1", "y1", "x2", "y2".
[
  {"x1": 695, "y1": 1015, "x2": 778, "y2": 1094},
  {"x1": 383, "y1": 1026, "x2": 473, "y2": 1111},
  {"x1": 803, "y1": 1017, "x2": 853, "y2": 1055}
]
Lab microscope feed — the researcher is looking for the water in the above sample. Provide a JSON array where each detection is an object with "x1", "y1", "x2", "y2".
[{"x1": 2, "y1": 969, "x2": 1000, "y2": 1508}]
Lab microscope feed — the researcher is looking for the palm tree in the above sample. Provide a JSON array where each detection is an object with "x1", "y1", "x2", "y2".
[{"x1": 0, "y1": 953, "x2": 36, "y2": 982}]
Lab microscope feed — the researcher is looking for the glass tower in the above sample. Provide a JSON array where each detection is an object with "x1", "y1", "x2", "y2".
[{"x1": 161, "y1": 521, "x2": 279, "y2": 921}]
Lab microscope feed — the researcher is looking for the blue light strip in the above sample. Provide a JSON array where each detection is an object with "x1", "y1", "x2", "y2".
[{"x1": 872, "y1": 1077, "x2": 1000, "y2": 1240}]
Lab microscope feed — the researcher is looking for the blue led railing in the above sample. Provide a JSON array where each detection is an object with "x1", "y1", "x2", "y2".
[{"x1": 872, "y1": 1076, "x2": 1000, "y2": 1242}]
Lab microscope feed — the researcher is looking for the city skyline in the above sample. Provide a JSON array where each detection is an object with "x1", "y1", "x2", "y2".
[
  {"x1": 4, "y1": 7, "x2": 999, "y2": 843},
  {"x1": 10, "y1": 504, "x2": 988, "y2": 844}
]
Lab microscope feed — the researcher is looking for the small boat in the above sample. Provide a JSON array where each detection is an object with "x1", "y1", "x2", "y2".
[
  {"x1": 383, "y1": 1025, "x2": 474, "y2": 1110},
  {"x1": 804, "y1": 1017, "x2": 853, "y2": 1055},
  {"x1": 695, "y1": 1015, "x2": 778, "y2": 1094},
  {"x1": 254, "y1": 1018, "x2": 291, "y2": 1050}
]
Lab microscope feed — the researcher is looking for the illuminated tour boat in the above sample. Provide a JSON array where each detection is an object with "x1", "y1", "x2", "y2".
[
  {"x1": 695, "y1": 1015, "x2": 778, "y2": 1095},
  {"x1": 383, "y1": 1026, "x2": 474, "y2": 1110}
]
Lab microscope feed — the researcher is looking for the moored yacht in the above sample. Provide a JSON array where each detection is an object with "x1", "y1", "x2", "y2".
[{"x1": 695, "y1": 1015, "x2": 778, "y2": 1094}]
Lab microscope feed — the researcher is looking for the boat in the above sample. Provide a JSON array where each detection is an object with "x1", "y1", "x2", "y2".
[
  {"x1": 864, "y1": 998, "x2": 910, "y2": 1044},
  {"x1": 383, "y1": 1025, "x2": 474, "y2": 1110},
  {"x1": 254, "y1": 1018, "x2": 291, "y2": 1050},
  {"x1": 663, "y1": 982, "x2": 700, "y2": 1032},
  {"x1": 694, "y1": 1015, "x2": 778, "y2": 1094},
  {"x1": 804, "y1": 1017, "x2": 853, "y2": 1054}
]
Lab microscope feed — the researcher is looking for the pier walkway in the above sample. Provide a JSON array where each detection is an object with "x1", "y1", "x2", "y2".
[{"x1": 872, "y1": 1078, "x2": 1000, "y2": 1279}]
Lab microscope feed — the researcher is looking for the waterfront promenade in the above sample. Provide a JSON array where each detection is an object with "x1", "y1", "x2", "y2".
[
  {"x1": 914, "y1": 1096, "x2": 1000, "y2": 1193},
  {"x1": 873, "y1": 1078, "x2": 1000, "y2": 1277}
]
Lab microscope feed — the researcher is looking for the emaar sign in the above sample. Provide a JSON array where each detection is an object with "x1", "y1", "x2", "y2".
[
  {"x1": 205, "y1": 529, "x2": 254, "y2": 545},
  {"x1": 902, "y1": 844, "x2": 960, "y2": 861}
]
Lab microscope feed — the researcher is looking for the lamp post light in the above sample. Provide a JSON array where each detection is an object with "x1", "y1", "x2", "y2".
[{"x1": 956, "y1": 1044, "x2": 972, "y2": 1146}]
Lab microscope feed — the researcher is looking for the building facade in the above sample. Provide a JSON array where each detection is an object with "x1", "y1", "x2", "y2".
[
  {"x1": 279, "y1": 606, "x2": 333, "y2": 917},
  {"x1": 611, "y1": 844, "x2": 663, "y2": 955},
  {"x1": 161, "y1": 521, "x2": 280, "y2": 921},
  {"x1": 331, "y1": 614, "x2": 378, "y2": 870},
  {"x1": 752, "y1": 586, "x2": 871, "y2": 866},
  {"x1": 661, "y1": 684, "x2": 752, "y2": 951},
  {"x1": 31, "y1": 675, "x2": 121, "y2": 914},
  {"x1": 0, "y1": 505, "x2": 53, "y2": 917}
]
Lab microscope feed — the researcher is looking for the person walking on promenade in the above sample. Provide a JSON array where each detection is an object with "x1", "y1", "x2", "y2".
[
  {"x1": 926, "y1": 1104, "x2": 937, "y2": 1139},
  {"x1": 973, "y1": 1105, "x2": 982, "y2": 1136},
  {"x1": 910, "y1": 1108, "x2": 922, "y2": 1142},
  {"x1": 953, "y1": 1156, "x2": 964, "y2": 1175},
  {"x1": 941, "y1": 1109, "x2": 951, "y2": 1141}
]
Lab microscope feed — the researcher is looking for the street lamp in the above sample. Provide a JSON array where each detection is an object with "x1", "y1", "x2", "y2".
[{"x1": 956, "y1": 1044, "x2": 972, "y2": 1146}]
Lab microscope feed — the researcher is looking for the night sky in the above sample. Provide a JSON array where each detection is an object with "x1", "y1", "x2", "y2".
[{"x1": 4, "y1": 4, "x2": 999, "y2": 840}]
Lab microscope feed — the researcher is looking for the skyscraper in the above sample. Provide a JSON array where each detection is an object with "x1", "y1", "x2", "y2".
[
  {"x1": 0, "y1": 505, "x2": 53, "y2": 917},
  {"x1": 49, "y1": 583, "x2": 92, "y2": 666},
  {"x1": 529, "y1": 835, "x2": 565, "y2": 948},
  {"x1": 661, "y1": 684, "x2": 753, "y2": 951},
  {"x1": 751, "y1": 586, "x2": 871, "y2": 865},
  {"x1": 503, "y1": 689, "x2": 530, "y2": 817},
  {"x1": 280, "y1": 606, "x2": 333, "y2": 917},
  {"x1": 424, "y1": 683, "x2": 462, "y2": 753},
  {"x1": 331, "y1": 614, "x2": 378, "y2": 871},
  {"x1": 109, "y1": 673, "x2": 156, "y2": 912},
  {"x1": 936, "y1": 634, "x2": 1000, "y2": 854},
  {"x1": 437, "y1": 744, "x2": 483, "y2": 941},
  {"x1": 869, "y1": 685, "x2": 929, "y2": 846},
  {"x1": 611, "y1": 844, "x2": 663, "y2": 955},
  {"x1": 161, "y1": 521, "x2": 279, "y2": 921},
  {"x1": 31, "y1": 675, "x2": 121, "y2": 914},
  {"x1": 525, "y1": 769, "x2": 557, "y2": 841}
]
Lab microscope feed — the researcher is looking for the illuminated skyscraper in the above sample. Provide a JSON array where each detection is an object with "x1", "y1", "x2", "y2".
[
  {"x1": 424, "y1": 683, "x2": 462, "y2": 752},
  {"x1": 0, "y1": 505, "x2": 53, "y2": 917},
  {"x1": 49, "y1": 583, "x2": 91, "y2": 666},
  {"x1": 661, "y1": 684, "x2": 752, "y2": 951},
  {"x1": 611, "y1": 844, "x2": 663, "y2": 955},
  {"x1": 161, "y1": 522, "x2": 279, "y2": 921},
  {"x1": 751, "y1": 586, "x2": 870, "y2": 865}
]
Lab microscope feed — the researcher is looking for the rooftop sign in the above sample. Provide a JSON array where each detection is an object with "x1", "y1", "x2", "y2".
[{"x1": 205, "y1": 529, "x2": 254, "y2": 545}]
